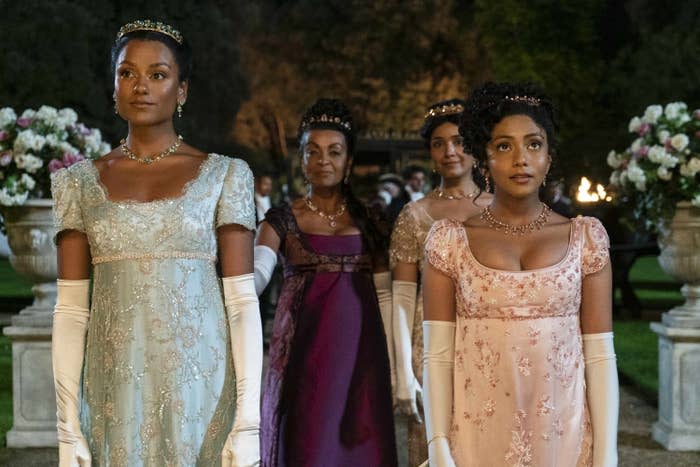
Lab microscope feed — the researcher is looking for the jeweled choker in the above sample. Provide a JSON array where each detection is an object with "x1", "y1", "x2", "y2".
[
  {"x1": 120, "y1": 135, "x2": 183, "y2": 165},
  {"x1": 304, "y1": 196, "x2": 347, "y2": 228},
  {"x1": 434, "y1": 187, "x2": 479, "y2": 200},
  {"x1": 481, "y1": 203, "x2": 551, "y2": 235}
]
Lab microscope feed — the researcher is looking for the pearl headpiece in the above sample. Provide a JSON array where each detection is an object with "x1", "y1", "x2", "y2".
[
  {"x1": 424, "y1": 103, "x2": 464, "y2": 120},
  {"x1": 503, "y1": 95, "x2": 541, "y2": 106},
  {"x1": 116, "y1": 19, "x2": 183, "y2": 44}
]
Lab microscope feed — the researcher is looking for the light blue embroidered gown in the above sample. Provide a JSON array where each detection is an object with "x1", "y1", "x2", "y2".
[{"x1": 51, "y1": 154, "x2": 256, "y2": 466}]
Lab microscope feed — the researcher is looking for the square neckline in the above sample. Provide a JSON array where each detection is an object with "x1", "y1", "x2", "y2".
[
  {"x1": 86, "y1": 153, "x2": 216, "y2": 205},
  {"x1": 457, "y1": 217, "x2": 577, "y2": 274}
]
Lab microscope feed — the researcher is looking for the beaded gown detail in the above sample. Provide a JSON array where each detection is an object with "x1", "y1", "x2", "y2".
[
  {"x1": 260, "y1": 205, "x2": 397, "y2": 467},
  {"x1": 424, "y1": 216, "x2": 609, "y2": 467},
  {"x1": 51, "y1": 154, "x2": 256, "y2": 466}
]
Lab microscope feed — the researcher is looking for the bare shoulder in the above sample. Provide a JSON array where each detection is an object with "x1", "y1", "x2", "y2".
[{"x1": 177, "y1": 143, "x2": 208, "y2": 159}]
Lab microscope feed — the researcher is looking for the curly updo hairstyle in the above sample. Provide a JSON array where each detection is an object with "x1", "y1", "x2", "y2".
[
  {"x1": 297, "y1": 98, "x2": 388, "y2": 265},
  {"x1": 460, "y1": 82, "x2": 559, "y2": 171},
  {"x1": 111, "y1": 28, "x2": 193, "y2": 83}
]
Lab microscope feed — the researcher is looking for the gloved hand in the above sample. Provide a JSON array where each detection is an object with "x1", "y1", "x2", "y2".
[{"x1": 393, "y1": 280, "x2": 422, "y2": 422}]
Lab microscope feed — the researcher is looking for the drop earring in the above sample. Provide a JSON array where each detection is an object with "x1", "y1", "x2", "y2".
[
  {"x1": 542, "y1": 174, "x2": 547, "y2": 187},
  {"x1": 177, "y1": 102, "x2": 183, "y2": 118},
  {"x1": 485, "y1": 176, "x2": 491, "y2": 193},
  {"x1": 113, "y1": 99, "x2": 118, "y2": 115}
]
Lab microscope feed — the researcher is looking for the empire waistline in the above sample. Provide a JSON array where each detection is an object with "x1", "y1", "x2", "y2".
[{"x1": 92, "y1": 251, "x2": 216, "y2": 265}]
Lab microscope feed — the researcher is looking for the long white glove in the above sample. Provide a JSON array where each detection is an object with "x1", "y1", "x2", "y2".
[
  {"x1": 374, "y1": 272, "x2": 396, "y2": 395},
  {"x1": 422, "y1": 320, "x2": 456, "y2": 467},
  {"x1": 221, "y1": 274, "x2": 263, "y2": 467},
  {"x1": 52, "y1": 279, "x2": 92, "y2": 467},
  {"x1": 393, "y1": 280, "x2": 422, "y2": 421},
  {"x1": 253, "y1": 245, "x2": 277, "y2": 296},
  {"x1": 583, "y1": 332, "x2": 619, "y2": 467}
]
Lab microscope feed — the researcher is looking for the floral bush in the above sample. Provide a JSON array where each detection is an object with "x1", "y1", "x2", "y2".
[
  {"x1": 607, "y1": 102, "x2": 700, "y2": 232},
  {"x1": 0, "y1": 106, "x2": 109, "y2": 211}
]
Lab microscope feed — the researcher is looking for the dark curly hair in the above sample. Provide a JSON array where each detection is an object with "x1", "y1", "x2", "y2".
[
  {"x1": 111, "y1": 28, "x2": 193, "y2": 82},
  {"x1": 460, "y1": 82, "x2": 559, "y2": 169},
  {"x1": 419, "y1": 98, "x2": 466, "y2": 145},
  {"x1": 298, "y1": 98, "x2": 388, "y2": 265}
]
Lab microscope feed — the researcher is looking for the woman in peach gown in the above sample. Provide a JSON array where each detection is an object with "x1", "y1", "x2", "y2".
[{"x1": 421, "y1": 82, "x2": 619, "y2": 467}]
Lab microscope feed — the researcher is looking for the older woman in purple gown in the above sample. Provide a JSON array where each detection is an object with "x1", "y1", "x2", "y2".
[{"x1": 253, "y1": 98, "x2": 398, "y2": 467}]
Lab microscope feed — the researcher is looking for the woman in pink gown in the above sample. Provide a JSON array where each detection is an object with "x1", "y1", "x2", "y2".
[{"x1": 422, "y1": 82, "x2": 619, "y2": 467}]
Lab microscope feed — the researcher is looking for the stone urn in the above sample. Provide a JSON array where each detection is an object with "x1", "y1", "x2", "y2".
[
  {"x1": 2, "y1": 199, "x2": 58, "y2": 324},
  {"x1": 1, "y1": 198, "x2": 58, "y2": 447},
  {"x1": 656, "y1": 201, "x2": 700, "y2": 328},
  {"x1": 651, "y1": 201, "x2": 700, "y2": 450}
]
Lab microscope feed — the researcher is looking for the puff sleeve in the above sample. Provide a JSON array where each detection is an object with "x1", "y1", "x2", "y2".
[
  {"x1": 424, "y1": 219, "x2": 460, "y2": 280},
  {"x1": 389, "y1": 203, "x2": 421, "y2": 270},
  {"x1": 581, "y1": 216, "x2": 610, "y2": 276},
  {"x1": 216, "y1": 158, "x2": 256, "y2": 231},
  {"x1": 51, "y1": 167, "x2": 85, "y2": 240}
]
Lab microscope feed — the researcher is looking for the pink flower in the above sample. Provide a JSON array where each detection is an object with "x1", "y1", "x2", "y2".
[
  {"x1": 48, "y1": 159, "x2": 64, "y2": 173},
  {"x1": 0, "y1": 130, "x2": 8, "y2": 141},
  {"x1": 76, "y1": 123, "x2": 92, "y2": 136},
  {"x1": 638, "y1": 122, "x2": 651, "y2": 136},
  {"x1": 638, "y1": 146, "x2": 650, "y2": 158},
  {"x1": 16, "y1": 118, "x2": 32, "y2": 128},
  {"x1": 61, "y1": 152, "x2": 85, "y2": 167},
  {"x1": 0, "y1": 151, "x2": 12, "y2": 167}
]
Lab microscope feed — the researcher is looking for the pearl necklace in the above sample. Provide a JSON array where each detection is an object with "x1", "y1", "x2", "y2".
[
  {"x1": 434, "y1": 187, "x2": 479, "y2": 200},
  {"x1": 120, "y1": 135, "x2": 183, "y2": 165},
  {"x1": 481, "y1": 203, "x2": 551, "y2": 235},
  {"x1": 304, "y1": 196, "x2": 347, "y2": 228}
]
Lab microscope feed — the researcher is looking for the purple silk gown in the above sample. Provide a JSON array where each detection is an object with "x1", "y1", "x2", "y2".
[{"x1": 261, "y1": 205, "x2": 397, "y2": 467}]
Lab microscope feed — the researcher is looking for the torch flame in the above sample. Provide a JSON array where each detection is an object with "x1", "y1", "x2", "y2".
[{"x1": 576, "y1": 177, "x2": 612, "y2": 203}]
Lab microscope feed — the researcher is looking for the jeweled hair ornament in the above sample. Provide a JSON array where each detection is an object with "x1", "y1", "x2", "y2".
[
  {"x1": 116, "y1": 19, "x2": 183, "y2": 44},
  {"x1": 424, "y1": 103, "x2": 464, "y2": 120},
  {"x1": 300, "y1": 113, "x2": 352, "y2": 132},
  {"x1": 503, "y1": 95, "x2": 541, "y2": 106}
]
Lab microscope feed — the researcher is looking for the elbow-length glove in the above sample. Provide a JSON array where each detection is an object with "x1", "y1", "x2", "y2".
[
  {"x1": 374, "y1": 272, "x2": 396, "y2": 395},
  {"x1": 422, "y1": 320, "x2": 456, "y2": 467},
  {"x1": 393, "y1": 280, "x2": 422, "y2": 421},
  {"x1": 583, "y1": 332, "x2": 619, "y2": 467},
  {"x1": 53, "y1": 279, "x2": 92, "y2": 467},
  {"x1": 221, "y1": 274, "x2": 263, "y2": 467},
  {"x1": 253, "y1": 245, "x2": 277, "y2": 296}
]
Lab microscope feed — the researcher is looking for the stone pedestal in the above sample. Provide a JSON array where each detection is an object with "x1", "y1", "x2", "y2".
[
  {"x1": 2, "y1": 199, "x2": 58, "y2": 447},
  {"x1": 650, "y1": 322, "x2": 700, "y2": 450}
]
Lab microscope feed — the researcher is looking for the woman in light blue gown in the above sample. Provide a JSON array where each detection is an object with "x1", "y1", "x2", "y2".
[{"x1": 50, "y1": 20, "x2": 262, "y2": 466}]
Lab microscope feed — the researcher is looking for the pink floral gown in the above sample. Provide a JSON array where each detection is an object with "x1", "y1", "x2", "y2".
[{"x1": 424, "y1": 216, "x2": 610, "y2": 467}]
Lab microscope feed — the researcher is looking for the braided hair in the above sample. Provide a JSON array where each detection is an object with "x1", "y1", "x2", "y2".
[
  {"x1": 460, "y1": 82, "x2": 559, "y2": 175},
  {"x1": 298, "y1": 98, "x2": 389, "y2": 264}
]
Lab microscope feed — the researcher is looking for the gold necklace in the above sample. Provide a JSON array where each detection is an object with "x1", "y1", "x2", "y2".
[
  {"x1": 304, "y1": 196, "x2": 347, "y2": 228},
  {"x1": 434, "y1": 187, "x2": 479, "y2": 200},
  {"x1": 481, "y1": 203, "x2": 551, "y2": 235},
  {"x1": 120, "y1": 135, "x2": 183, "y2": 165}
]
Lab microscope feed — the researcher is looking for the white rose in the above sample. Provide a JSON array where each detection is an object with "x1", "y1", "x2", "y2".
[
  {"x1": 657, "y1": 166, "x2": 672, "y2": 181},
  {"x1": 626, "y1": 161, "x2": 646, "y2": 184},
  {"x1": 20, "y1": 109, "x2": 36, "y2": 120},
  {"x1": 610, "y1": 171, "x2": 621, "y2": 186},
  {"x1": 0, "y1": 107, "x2": 17, "y2": 127},
  {"x1": 99, "y1": 142, "x2": 111, "y2": 155},
  {"x1": 15, "y1": 153, "x2": 43, "y2": 173},
  {"x1": 13, "y1": 130, "x2": 45, "y2": 152},
  {"x1": 0, "y1": 187, "x2": 28, "y2": 206},
  {"x1": 628, "y1": 116, "x2": 642, "y2": 133},
  {"x1": 58, "y1": 108, "x2": 78, "y2": 127},
  {"x1": 670, "y1": 133, "x2": 689, "y2": 152},
  {"x1": 630, "y1": 138, "x2": 643, "y2": 154},
  {"x1": 607, "y1": 150, "x2": 623, "y2": 169},
  {"x1": 657, "y1": 130, "x2": 670, "y2": 144},
  {"x1": 635, "y1": 180, "x2": 647, "y2": 191},
  {"x1": 647, "y1": 145, "x2": 666, "y2": 163},
  {"x1": 45, "y1": 134, "x2": 61, "y2": 148},
  {"x1": 692, "y1": 194, "x2": 700, "y2": 208},
  {"x1": 688, "y1": 157, "x2": 700, "y2": 174},
  {"x1": 20, "y1": 173, "x2": 36, "y2": 190},
  {"x1": 680, "y1": 163, "x2": 693, "y2": 177},
  {"x1": 664, "y1": 102, "x2": 687, "y2": 121},
  {"x1": 36, "y1": 105, "x2": 59, "y2": 127},
  {"x1": 659, "y1": 153, "x2": 679, "y2": 168},
  {"x1": 643, "y1": 105, "x2": 663, "y2": 124},
  {"x1": 59, "y1": 142, "x2": 78, "y2": 154}
]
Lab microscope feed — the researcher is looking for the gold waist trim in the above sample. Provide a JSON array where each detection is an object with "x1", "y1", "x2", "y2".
[{"x1": 92, "y1": 251, "x2": 216, "y2": 265}]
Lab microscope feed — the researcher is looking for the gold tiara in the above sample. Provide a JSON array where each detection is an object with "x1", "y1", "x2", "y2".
[
  {"x1": 424, "y1": 103, "x2": 464, "y2": 120},
  {"x1": 116, "y1": 20, "x2": 183, "y2": 44},
  {"x1": 300, "y1": 114, "x2": 352, "y2": 131},
  {"x1": 504, "y1": 95, "x2": 540, "y2": 106}
]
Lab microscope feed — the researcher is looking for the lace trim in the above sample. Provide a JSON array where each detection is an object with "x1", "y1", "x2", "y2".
[{"x1": 92, "y1": 251, "x2": 216, "y2": 265}]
